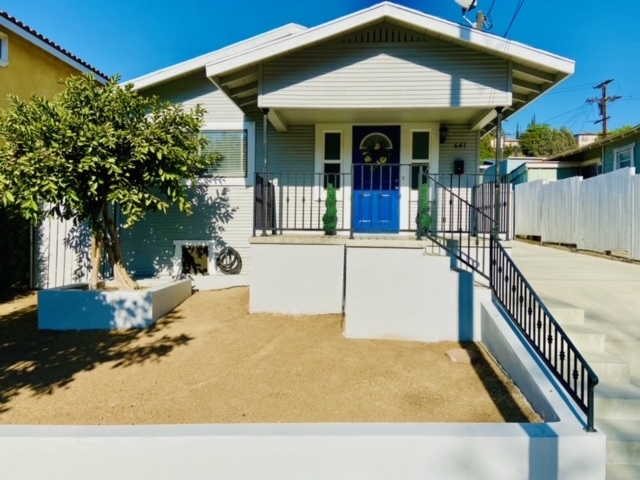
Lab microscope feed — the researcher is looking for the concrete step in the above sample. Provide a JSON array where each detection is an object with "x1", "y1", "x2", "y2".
[
  {"x1": 561, "y1": 324, "x2": 606, "y2": 352},
  {"x1": 596, "y1": 381, "x2": 640, "y2": 420},
  {"x1": 550, "y1": 307, "x2": 585, "y2": 325},
  {"x1": 584, "y1": 351, "x2": 631, "y2": 384},
  {"x1": 598, "y1": 418, "x2": 640, "y2": 465},
  {"x1": 606, "y1": 463, "x2": 640, "y2": 479}
]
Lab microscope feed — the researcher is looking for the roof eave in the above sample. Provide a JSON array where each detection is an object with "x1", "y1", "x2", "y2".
[
  {"x1": 127, "y1": 23, "x2": 307, "y2": 91},
  {"x1": 0, "y1": 12, "x2": 109, "y2": 81}
]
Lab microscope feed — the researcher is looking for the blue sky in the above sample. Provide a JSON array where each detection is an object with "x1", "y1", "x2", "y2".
[{"x1": 3, "y1": 0, "x2": 640, "y2": 135}]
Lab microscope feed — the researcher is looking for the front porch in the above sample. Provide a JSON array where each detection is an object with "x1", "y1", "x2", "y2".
[{"x1": 253, "y1": 169, "x2": 514, "y2": 238}]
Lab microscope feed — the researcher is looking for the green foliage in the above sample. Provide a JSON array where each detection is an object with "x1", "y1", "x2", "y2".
[
  {"x1": 600, "y1": 125, "x2": 635, "y2": 138},
  {"x1": 322, "y1": 184, "x2": 338, "y2": 234},
  {"x1": 0, "y1": 206, "x2": 30, "y2": 296},
  {"x1": 0, "y1": 73, "x2": 218, "y2": 284},
  {"x1": 518, "y1": 124, "x2": 577, "y2": 157},
  {"x1": 417, "y1": 182, "x2": 431, "y2": 233},
  {"x1": 480, "y1": 133, "x2": 495, "y2": 160}
]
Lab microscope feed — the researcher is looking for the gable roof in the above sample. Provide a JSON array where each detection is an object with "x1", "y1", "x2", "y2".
[
  {"x1": 129, "y1": 1, "x2": 575, "y2": 133},
  {"x1": 128, "y1": 23, "x2": 306, "y2": 90},
  {"x1": 0, "y1": 11, "x2": 109, "y2": 81}
]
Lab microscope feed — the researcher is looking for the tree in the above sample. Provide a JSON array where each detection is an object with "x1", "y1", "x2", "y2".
[
  {"x1": 600, "y1": 124, "x2": 635, "y2": 138},
  {"x1": 0, "y1": 74, "x2": 217, "y2": 289},
  {"x1": 518, "y1": 123, "x2": 577, "y2": 157},
  {"x1": 480, "y1": 132, "x2": 495, "y2": 160}
]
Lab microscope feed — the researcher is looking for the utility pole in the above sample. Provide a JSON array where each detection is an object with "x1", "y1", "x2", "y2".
[{"x1": 587, "y1": 79, "x2": 621, "y2": 137}]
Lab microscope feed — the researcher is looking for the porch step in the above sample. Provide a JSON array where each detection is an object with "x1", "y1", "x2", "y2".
[
  {"x1": 606, "y1": 464, "x2": 640, "y2": 479},
  {"x1": 561, "y1": 324, "x2": 606, "y2": 352},
  {"x1": 550, "y1": 307, "x2": 585, "y2": 326},
  {"x1": 595, "y1": 381, "x2": 640, "y2": 420},
  {"x1": 584, "y1": 351, "x2": 630, "y2": 383},
  {"x1": 598, "y1": 418, "x2": 640, "y2": 465}
]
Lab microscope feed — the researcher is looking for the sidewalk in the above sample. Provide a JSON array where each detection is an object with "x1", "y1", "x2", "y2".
[{"x1": 511, "y1": 241, "x2": 640, "y2": 386}]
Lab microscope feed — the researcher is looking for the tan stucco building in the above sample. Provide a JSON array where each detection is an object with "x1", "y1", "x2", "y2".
[{"x1": 0, "y1": 11, "x2": 108, "y2": 109}]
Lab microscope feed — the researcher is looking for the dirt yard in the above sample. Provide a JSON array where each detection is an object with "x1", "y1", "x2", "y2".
[{"x1": 0, "y1": 287, "x2": 540, "y2": 425}]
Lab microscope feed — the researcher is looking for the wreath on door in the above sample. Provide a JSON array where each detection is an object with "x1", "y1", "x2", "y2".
[{"x1": 360, "y1": 133, "x2": 393, "y2": 166}]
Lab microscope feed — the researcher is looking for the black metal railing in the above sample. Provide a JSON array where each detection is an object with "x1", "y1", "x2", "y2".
[
  {"x1": 490, "y1": 237, "x2": 599, "y2": 431},
  {"x1": 253, "y1": 168, "x2": 507, "y2": 238},
  {"x1": 418, "y1": 170, "x2": 494, "y2": 280},
  {"x1": 254, "y1": 171, "x2": 352, "y2": 233}
]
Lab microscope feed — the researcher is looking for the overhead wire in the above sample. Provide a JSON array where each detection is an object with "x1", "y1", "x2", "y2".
[
  {"x1": 504, "y1": 0, "x2": 525, "y2": 37},
  {"x1": 483, "y1": 0, "x2": 496, "y2": 30}
]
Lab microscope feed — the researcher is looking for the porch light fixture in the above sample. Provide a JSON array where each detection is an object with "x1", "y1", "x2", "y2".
[{"x1": 439, "y1": 125, "x2": 449, "y2": 144}]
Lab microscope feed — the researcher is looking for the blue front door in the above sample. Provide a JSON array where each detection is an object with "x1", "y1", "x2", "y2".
[{"x1": 352, "y1": 126, "x2": 401, "y2": 233}]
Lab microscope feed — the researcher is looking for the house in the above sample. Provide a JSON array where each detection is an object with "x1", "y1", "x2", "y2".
[
  {"x1": 0, "y1": 11, "x2": 108, "y2": 292},
  {"x1": 0, "y1": 11, "x2": 108, "y2": 109},
  {"x1": 120, "y1": 1, "x2": 574, "y2": 285},
  {"x1": 547, "y1": 124, "x2": 640, "y2": 176},
  {"x1": 484, "y1": 156, "x2": 583, "y2": 185},
  {"x1": 574, "y1": 132, "x2": 598, "y2": 148}
]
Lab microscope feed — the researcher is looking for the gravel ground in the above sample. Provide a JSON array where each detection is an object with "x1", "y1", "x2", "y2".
[{"x1": 0, "y1": 287, "x2": 540, "y2": 425}]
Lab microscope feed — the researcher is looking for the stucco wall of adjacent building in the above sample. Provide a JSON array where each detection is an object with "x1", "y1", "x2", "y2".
[{"x1": 0, "y1": 27, "x2": 81, "y2": 109}]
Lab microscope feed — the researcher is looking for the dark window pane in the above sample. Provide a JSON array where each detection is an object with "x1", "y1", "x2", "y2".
[
  {"x1": 411, "y1": 163, "x2": 429, "y2": 190},
  {"x1": 324, "y1": 133, "x2": 341, "y2": 161},
  {"x1": 324, "y1": 162, "x2": 341, "y2": 189},
  {"x1": 412, "y1": 131, "x2": 430, "y2": 160}
]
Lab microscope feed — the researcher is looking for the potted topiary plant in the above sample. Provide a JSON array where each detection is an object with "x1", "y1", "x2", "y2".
[
  {"x1": 417, "y1": 182, "x2": 432, "y2": 234},
  {"x1": 323, "y1": 183, "x2": 338, "y2": 235}
]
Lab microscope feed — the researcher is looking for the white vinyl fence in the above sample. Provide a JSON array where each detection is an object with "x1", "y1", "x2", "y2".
[{"x1": 515, "y1": 167, "x2": 640, "y2": 260}]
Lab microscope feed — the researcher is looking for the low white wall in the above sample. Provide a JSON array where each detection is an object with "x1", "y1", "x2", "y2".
[
  {"x1": 344, "y1": 247, "x2": 477, "y2": 342},
  {"x1": 38, "y1": 279, "x2": 192, "y2": 330},
  {"x1": 1, "y1": 292, "x2": 605, "y2": 480},
  {"x1": 250, "y1": 242, "x2": 344, "y2": 315}
]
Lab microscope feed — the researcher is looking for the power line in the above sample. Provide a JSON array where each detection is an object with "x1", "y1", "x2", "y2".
[
  {"x1": 504, "y1": 0, "x2": 525, "y2": 37},
  {"x1": 586, "y1": 79, "x2": 622, "y2": 137}
]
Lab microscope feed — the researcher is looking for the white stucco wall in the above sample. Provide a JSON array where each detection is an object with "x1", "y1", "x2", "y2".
[
  {"x1": 249, "y1": 241, "x2": 345, "y2": 314},
  {"x1": 344, "y1": 247, "x2": 477, "y2": 342}
]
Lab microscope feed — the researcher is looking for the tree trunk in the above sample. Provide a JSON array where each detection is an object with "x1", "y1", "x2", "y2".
[
  {"x1": 102, "y1": 204, "x2": 139, "y2": 290},
  {"x1": 89, "y1": 236, "x2": 102, "y2": 289}
]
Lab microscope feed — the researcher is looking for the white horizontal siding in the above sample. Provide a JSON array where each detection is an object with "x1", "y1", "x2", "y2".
[
  {"x1": 438, "y1": 126, "x2": 480, "y2": 176},
  {"x1": 262, "y1": 40, "x2": 509, "y2": 109},
  {"x1": 142, "y1": 72, "x2": 245, "y2": 123},
  {"x1": 120, "y1": 185, "x2": 255, "y2": 276}
]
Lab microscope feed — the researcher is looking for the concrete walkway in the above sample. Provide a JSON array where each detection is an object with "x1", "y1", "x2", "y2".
[
  {"x1": 511, "y1": 242, "x2": 640, "y2": 384},
  {"x1": 511, "y1": 241, "x2": 640, "y2": 479}
]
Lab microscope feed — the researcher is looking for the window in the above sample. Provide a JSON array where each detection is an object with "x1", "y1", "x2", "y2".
[
  {"x1": 614, "y1": 144, "x2": 634, "y2": 170},
  {"x1": 323, "y1": 132, "x2": 341, "y2": 189},
  {"x1": 0, "y1": 32, "x2": 8, "y2": 67},
  {"x1": 200, "y1": 130, "x2": 247, "y2": 177},
  {"x1": 410, "y1": 131, "x2": 430, "y2": 190}
]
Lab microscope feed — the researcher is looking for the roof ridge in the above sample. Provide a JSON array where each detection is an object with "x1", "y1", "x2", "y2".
[{"x1": 0, "y1": 10, "x2": 109, "y2": 80}]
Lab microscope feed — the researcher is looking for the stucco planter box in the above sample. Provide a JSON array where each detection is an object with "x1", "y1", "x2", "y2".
[{"x1": 37, "y1": 279, "x2": 192, "y2": 330}]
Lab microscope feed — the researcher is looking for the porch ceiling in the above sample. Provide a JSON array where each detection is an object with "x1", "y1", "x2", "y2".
[{"x1": 271, "y1": 107, "x2": 483, "y2": 126}]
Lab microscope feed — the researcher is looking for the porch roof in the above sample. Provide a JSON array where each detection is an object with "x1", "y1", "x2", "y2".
[{"x1": 204, "y1": 2, "x2": 574, "y2": 135}]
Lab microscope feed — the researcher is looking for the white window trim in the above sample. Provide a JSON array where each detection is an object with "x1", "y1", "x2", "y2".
[
  {"x1": 614, "y1": 143, "x2": 634, "y2": 170},
  {"x1": 196, "y1": 121, "x2": 255, "y2": 186},
  {"x1": 0, "y1": 32, "x2": 8, "y2": 67}
]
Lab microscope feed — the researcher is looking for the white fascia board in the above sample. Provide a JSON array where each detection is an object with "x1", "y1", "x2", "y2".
[
  {"x1": 0, "y1": 16, "x2": 107, "y2": 82},
  {"x1": 206, "y1": 1, "x2": 574, "y2": 79},
  {"x1": 127, "y1": 23, "x2": 306, "y2": 90}
]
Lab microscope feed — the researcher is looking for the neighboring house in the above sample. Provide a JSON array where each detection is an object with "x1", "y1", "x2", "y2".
[
  {"x1": 574, "y1": 132, "x2": 598, "y2": 148},
  {"x1": 0, "y1": 11, "x2": 108, "y2": 109},
  {"x1": 0, "y1": 11, "x2": 108, "y2": 291},
  {"x1": 547, "y1": 124, "x2": 640, "y2": 177},
  {"x1": 484, "y1": 157, "x2": 582, "y2": 185}
]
